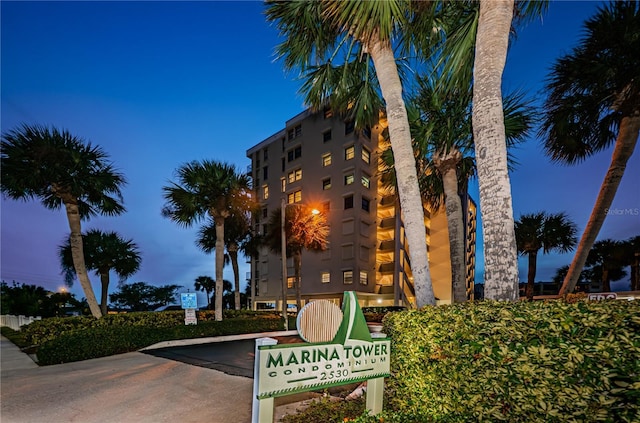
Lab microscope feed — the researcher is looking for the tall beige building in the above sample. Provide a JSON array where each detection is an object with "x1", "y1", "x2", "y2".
[{"x1": 246, "y1": 109, "x2": 476, "y2": 309}]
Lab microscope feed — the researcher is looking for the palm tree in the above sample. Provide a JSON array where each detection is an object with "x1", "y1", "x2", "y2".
[
  {"x1": 1, "y1": 124, "x2": 126, "y2": 318},
  {"x1": 194, "y1": 275, "x2": 215, "y2": 309},
  {"x1": 197, "y1": 211, "x2": 255, "y2": 310},
  {"x1": 59, "y1": 229, "x2": 141, "y2": 315},
  {"x1": 539, "y1": 2, "x2": 639, "y2": 295},
  {"x1": 515, "y1": 212, "x2": 578, "y2": 300},
  {"x1": 586, "y1": 239, "x2": 628, "y2": 293},
  {"x1": 264, "y1": 204, "x2": 329, "y2": 311},
  {"x1": 265, "y1": 0, "x2": 438, "y2": 307},
  {"x1": 162, "y1": 160, "x2": 252, "y2": 321},
  {"x1": 414, "y1": 0, "x2": 547, "y2": 301},
  {"x1": 403, "y1": 75, "x2": 533, "y2": 303}
]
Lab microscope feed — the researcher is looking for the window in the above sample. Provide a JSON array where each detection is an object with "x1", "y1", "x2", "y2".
[
  {"x1": 323, "y1": 130, "x2": 332, "y2": 142},
  {"x1": 362, "y1": 197, "x2": 370, "y2": 212},
  {"x1": 262, "y1": 208, "x2": 268, "y2": 218},
  {"x1": 322, "y1": 153, "x2": 332, "y2": 167},
  {"x1": 288, "y1": 169, "x2": 302, "y2": 183},
  {"x1": 343, "y1": 270, "x2": 353, "y2": 284},
  {"x1": 288, "y1": 190, "x2": 302, "y2": 204},
  {"x1": 361, "y1": 174, "x2": 370, "y2": 189},
  {"x1": 321, "y1": 272, "x2": 330, "y2": 283},
  {"x1": 362, "y1": 148, "x2": 371, "y2": 164},
  {"x1": 345, "y1": 146, "x2": 355, "y2": 160},
  {"x1": 263, "y1": 147, "x2": 269, "y2": 160},
  {"x1": 281, "y1": 177, "x2": 286, "y2": 192},
  {"x1": 287, "y1": 276, "x2": 295, "y2": 289},
  {"x1": 262, "y1": 184, "x2": 269, "y2": 200},
  {"x1": 263, "y1": 166, "x2": 268, "y2": 180},
  {"x1": 323, "y1": 201, "x2": 330, "y2": 213},
  {"x1": 342, "y1": 244, "x2": 354, "y2": 259},
  {"x1": 324, "y1": 108, "x2": 333, "y2": 119},
  {"x1": 345, "y1": 120, "x2": 355, "y2": 135},
  {"x1": 363, "y1": 126, "x2": 372, "y2": 139},
  {"x1": 344, "y1": 195, "x2": 354, "y2": 210},
  {"x1": 344, "y1": 174, "x2": 354, "y2": 185},
  {"x1": 359, "y1": 270, "x2": 368, "y2": 285},
  {"x1": 342, "y1": 219, "x2": 354, "y2": 235},
  {"x1": 287, "y1": 146, "x2": 302, "y2": 162},
  {"x1": 360, "y1": 246, "x2": 370, "y2": 261},
  {"x1": 288, "y1": 124, "x2": 302, "y2": 140},
  {"x1": 322, "y1": 178, "x2": 331, "y2": 190}
]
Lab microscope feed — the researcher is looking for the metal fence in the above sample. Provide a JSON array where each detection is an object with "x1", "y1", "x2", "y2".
[{"x1": 0, "y1": 315, "x2": 41, "y2": 331}]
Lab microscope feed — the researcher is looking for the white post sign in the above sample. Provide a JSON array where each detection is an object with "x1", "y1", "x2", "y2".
[
  {"x1": 181, "y1": 293, "x2": 198, "y2": 325},
  {"x1": 184, "y1": 308, "x2": 197, "y2": 325}
]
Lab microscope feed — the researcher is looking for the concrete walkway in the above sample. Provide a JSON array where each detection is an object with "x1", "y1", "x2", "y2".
[{"x1": 0, "y1": 334, "x2": 317, "y2": 423}]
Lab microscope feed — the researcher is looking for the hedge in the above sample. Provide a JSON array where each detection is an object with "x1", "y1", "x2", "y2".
[
  {"x1": 36, "y1": 315, "x2": 288, "y2": 365},
  {"x1": 22, "y1": 309, "x2": 282, "y2": 346},
  {"x1": 379, "y1": 299, "x2": 639, "y2": 423}
]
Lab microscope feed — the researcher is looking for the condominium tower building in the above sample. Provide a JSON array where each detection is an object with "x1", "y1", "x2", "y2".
[{"x1": 246, "y1": 108, "x2": 476, "y2": 309}]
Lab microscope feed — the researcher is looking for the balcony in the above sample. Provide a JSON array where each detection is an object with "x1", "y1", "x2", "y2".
[
  {"x1": 379, "y1": 217, "x2": 396, "y2": 229},
  {"x1": 379, "y1": 239, "x2": 395, "y2": 251},
  {"x1": 378, "y1": 262, "x2": 394, "y2": 274}
]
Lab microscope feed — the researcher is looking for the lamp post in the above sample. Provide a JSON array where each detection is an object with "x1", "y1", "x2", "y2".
[
  {"x1": 280, "y1": 200, "x2": 322, "y2": 331},
  {"x1": 281, "y1": 197, "x2": 288, "y2": 331}
]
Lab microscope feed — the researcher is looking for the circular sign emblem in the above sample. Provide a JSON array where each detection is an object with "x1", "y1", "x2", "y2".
[{"x1": 296, "y1": 300, "x2": 343, "y2": 343}]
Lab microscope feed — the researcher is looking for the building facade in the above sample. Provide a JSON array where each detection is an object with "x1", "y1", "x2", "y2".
[{"x1": 246, "y1": 109, "x2": 476, "y2": 309}]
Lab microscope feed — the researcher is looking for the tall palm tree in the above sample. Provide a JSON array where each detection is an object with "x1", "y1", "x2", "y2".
[
  {"x1": 419, "y1": 0, "x2": 547, "y2": 301},
  {"x1": 162, "y1": 160, "x2": 252, "y2": 321},
  {"x1": 1, "y1": 124, "x2": 126, "y2": 318},
  {"x1": 515, "y1": 212, "x2": 578, "y2": 299},
  {"x1": 540, "y1": 1, "x2": 640, "y2": 296},
  {"x1": 197, "y1": 211, "x2": 255, "y2": 310},
  {"x1": 264, "y1": 205, "x2": 329, "y2": 311},
  {"x1": 59, "y1": 229, "x2": 141, "y2": 315},
  {"x1": 194, "y1": 275, "x2": 215, "y2": 309},
  {"x1": 403, "y1": 76, "x2": 533, "y2": 303},
  {"x1": 265, "y1": 0, "x2": 439, "y2": 307}
]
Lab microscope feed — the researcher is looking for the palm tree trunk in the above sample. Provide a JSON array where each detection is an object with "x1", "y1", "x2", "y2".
[
  {"x1": 632, "y1": 255, "x2": 639, "y2": 291},
  {"x1": 602, "y1": 268, "x2": 610, "y2": 293},
  {"x1": 99, "y1": 270, "x2": 110, "y2": 316},
  {"x1": 229, "y1": 247, "x2": 241, "y2": 310},
  {"x1": 472, "y1": 0, "x2": 519, "y2": 301},
  {"x1": 368, "y1": 37, "x2": 436, "y2": 308},
  {"x1": 526, "y1": 252, "x2": 538, "y2": 300},
  {"x1": 64, "y1": 201, "x2": 102, "y2": 318},
  {"x1": 214, "y1": 217, "x2": 226, "y2": 321},
  {"x1": 293, "y1": 251, "x2": 302, "y2": 311},
  {"x1": 559, "y1": 114, "x2": 640, "y2": 295},
  {"x1": 435, "y1": 150, "x2": 467, "y2": 303}
]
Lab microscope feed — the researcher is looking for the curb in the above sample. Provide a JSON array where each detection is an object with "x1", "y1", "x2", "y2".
[{"x1": 140, "y1": 330, "x2": 299, "y2": 351}]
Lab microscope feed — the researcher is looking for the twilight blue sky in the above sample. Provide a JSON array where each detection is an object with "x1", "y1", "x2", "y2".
[{"x1": 1, "y1": 1, "x2": 638, "y2": 303}]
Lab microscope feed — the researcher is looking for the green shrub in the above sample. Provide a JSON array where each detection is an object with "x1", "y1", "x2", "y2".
[
  {"x1": 35, "y1": 316, "x2": 288, "y2": 365},
  {"x1": 23, "y1": 310, "x2": 287, "y2": 347},
  {"x1": 281, "y1": 397, "x2": 366, "y2": 423},
  {"x1": 383, "y1": 300, "x2": 640, "y2": 423},
  {"x1": 1, "y1": 326, "x2": 28, "y2": 348},
  {"x1": 362, "y1": 306, "x2": 407, "y2": 323}
]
